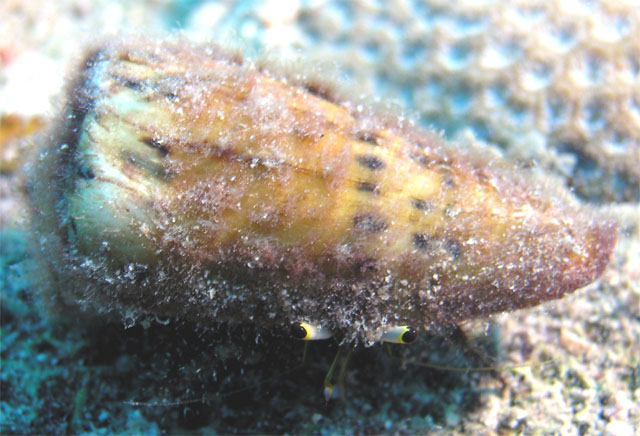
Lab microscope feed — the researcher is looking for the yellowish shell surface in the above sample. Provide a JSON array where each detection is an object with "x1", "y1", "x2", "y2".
[{"x1": 29, "y1": 37, "x2": 616, "y2": 344}]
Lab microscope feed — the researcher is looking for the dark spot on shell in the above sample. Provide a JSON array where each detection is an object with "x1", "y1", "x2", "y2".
[
  {"x1": 357, "y1": 154, "x2": 385, "y2": 170},
  {"x1": 446, "y1": 239, "x2": 461, "y2": 259},
  {"x1": 164, "y1": 91, "x2": 178, "y2": 101},
  {"x1": 410, "y1": 152, "x2": 428, "y2": 166},
  {"x1": 413, "y1": 233, "x2": 461, "y2": 259},
  {"x1": 411, "y1": 198, "x2": 432, "y2": 212},
  {"x1": 444, "y1": 177, "x2": 456, "y2": 188},
  {"x1": 118, "y1": 76, "x2": 146, "y2": 91},
  {"x1": 355, "y1": 131, "x2": 379, "y2": 146},
  {"x1": 141, "y1": 136, "x2": 170, "y2": 156},
  {"x1": 353, "y1": 213, "x2": 388, "y2": 233},
  {"x1": 356, "y1": 182, "x2": 380, "y2": 194},
  {"x1": 413, "y1": 233, "x2": 435, "y2": 251}
]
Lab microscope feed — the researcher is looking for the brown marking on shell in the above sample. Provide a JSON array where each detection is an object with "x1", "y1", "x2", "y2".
[
  {"x1": 353, "y1": 213, "x2": 388, "y2": 233},
  {"x1": 356, "y1": 154, "x2": 385, "y2": 170},
  {"x1": 355, "y1": 131, "x2": 380, "y2": 146},
  {"x1": 356, "y1": 181, "x2": 380, "y2": 194},
  {"x1": 411, "y1": 198, "x2": 432, "y2": 212}
]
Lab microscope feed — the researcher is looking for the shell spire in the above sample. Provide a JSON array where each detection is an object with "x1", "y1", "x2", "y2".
[{"x1": 28, "y1": 37, "x2": 617, "y2": 344}]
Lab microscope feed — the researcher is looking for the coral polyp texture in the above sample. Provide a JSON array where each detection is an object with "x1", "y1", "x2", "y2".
[
  {"x1": 297, "y1": 0, "x2": 640, "y2": 201},
  {"x1": 27, "y1": 37, "x2": 616, "y2": 344}
]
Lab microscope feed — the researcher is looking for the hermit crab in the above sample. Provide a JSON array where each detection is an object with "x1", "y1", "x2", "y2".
[{"x1": 27, "y1": 36, "x2": 617, "y2": 398}]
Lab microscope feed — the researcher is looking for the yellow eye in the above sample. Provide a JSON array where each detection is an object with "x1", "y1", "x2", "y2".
[
  {"x1": 291, "y1": 322, "x2": 333, "y2": 340},
  {"x1": 380, "y1": 326, "x2": 418, "y2": 344}
]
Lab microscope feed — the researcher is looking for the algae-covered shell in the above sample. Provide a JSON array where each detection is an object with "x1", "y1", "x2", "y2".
[{"x1": 27, "y1": 37, "x2": 617, "y2": 344}]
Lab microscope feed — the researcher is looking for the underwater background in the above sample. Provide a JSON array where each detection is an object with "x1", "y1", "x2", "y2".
[{"x1": 1, "y1": 0, "x2": 638, "y2": 434}]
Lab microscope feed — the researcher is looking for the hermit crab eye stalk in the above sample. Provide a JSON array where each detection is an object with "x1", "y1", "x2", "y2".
[
  {"x1": 291, "y1": 322, "x2": 334, "y2": 341},
  {"x1": 380, "y1": 325, "x2": 418, "y2": 344}
]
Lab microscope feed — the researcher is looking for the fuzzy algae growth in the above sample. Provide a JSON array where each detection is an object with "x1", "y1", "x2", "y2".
[{"x1": 27, "y1": 37, "x2": 616, "y2": 345}]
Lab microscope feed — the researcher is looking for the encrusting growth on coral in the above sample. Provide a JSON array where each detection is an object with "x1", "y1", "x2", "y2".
[{"x1": 27, "y1": 36, "x2": 617, "y2": 345}]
